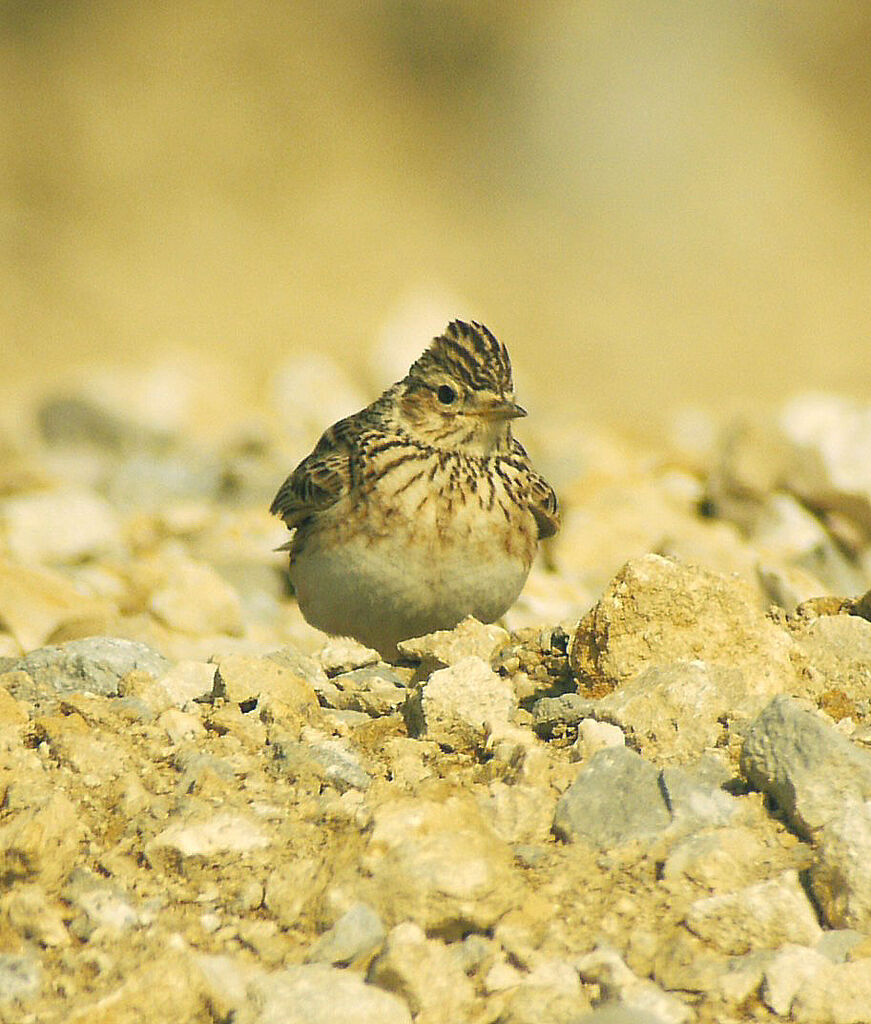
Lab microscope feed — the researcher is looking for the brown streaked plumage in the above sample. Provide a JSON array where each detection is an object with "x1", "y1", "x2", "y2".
[{"x1": 270, "y1": 320, "x2": 559, "y2": 657}]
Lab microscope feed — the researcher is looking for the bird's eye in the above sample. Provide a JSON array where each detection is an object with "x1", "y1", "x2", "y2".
[{"x1": 437, "y1": 384, "x2": 457, "y2": 405}]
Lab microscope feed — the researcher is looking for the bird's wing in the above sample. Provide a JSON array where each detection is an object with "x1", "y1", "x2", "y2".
[
  {"x1": 269, "y1": 416, "x2": 361, "y2": 531},
  {"x1": 510, "y1": 437, "x2": 560, "y2": 540}
]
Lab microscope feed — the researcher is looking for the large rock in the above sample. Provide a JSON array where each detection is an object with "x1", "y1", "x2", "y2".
[
  {"x1": 740, "y1": 695, "x2": 871, "y2": 838},
  {"x1": 12, "y1": 637, "x2": 169, "y2": 696},
  {"x1": 570, "y1": 555, "x2": 797, "y2": 704}
]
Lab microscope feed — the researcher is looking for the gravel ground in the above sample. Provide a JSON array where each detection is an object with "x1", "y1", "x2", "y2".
[{"x1": 2, "y1": 361, "x2": 871, "y2": 1023}]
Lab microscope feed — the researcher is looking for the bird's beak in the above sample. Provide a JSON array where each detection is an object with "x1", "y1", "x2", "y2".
[{"x1": 479, "y1": 398, "x2": 527, "y2": 421}]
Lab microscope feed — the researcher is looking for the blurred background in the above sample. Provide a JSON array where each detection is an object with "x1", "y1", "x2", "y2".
[{"x1": 3, "y1": 0, "x2": 871, "y2": 432}]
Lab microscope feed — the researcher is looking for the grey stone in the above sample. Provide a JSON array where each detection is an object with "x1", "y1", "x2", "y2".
[
  {"x1": 815, "y1": 928, "x2": 867, "y2": 963},
  {"x1": 811, "y1": 799, "x2": 871, "y2": 929},
  {"x1": 13, "y1": 637, "x2": 169, "y2": 696},
  {"x1": 658, "y1": 757, "x2": 739, "y2": 831},
  {"x1": 0, "y1": 953, "x2": 41, "y2": 1004},
  {"x1": 272, "y1": 730, "x2": 371, "y2": 793},
  {"x1": 532, "y1": 693, "x2": 600, "y2": 739},
  {"x1": 103, "y1": 451, "x2": 224, "y2": 509},
  {"x1": 304, "y1": 903, "x2": 385, "y2": 966},
  {"x1": 740, "y1": 695, "x2": 871, "y2": 838},
  {"x1": 575, "y1": 947, "x2": 693, "y2": 1024},
  {"x1": 37, "y1": 394, "x2": 168, "y2": 452},
  {"x1": 761, "y1": 944, "x2": 830, "y2": 1016},
  {"x1": 240, "y1": 964, "x2": 411, "y2": 1024},
  {"x1": 553, "y1": 747, "x2": 671, "y2": 848}
]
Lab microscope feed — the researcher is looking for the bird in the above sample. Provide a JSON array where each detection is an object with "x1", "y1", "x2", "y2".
[{"x1": 270, "y1": 320, "x2": 559, "y2": 658}]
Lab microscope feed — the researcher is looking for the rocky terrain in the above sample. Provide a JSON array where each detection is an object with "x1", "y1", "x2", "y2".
[{"x1": 2, "y1": 361, "x2": 871, "y2": 1023}]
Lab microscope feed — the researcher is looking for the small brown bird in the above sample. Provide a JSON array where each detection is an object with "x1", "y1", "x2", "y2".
[{"x1": 271, "y1": 320, "x2": 559, "y2": 657}]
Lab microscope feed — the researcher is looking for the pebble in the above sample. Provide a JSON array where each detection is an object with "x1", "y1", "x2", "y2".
[
  {"x1": 810, "y1": 799, "x2": 871, "y2": 929},
  {"x1": 1, "y1": 487, "x2": 123, "y2": 564},
  {"x1": 304, "y1": 902, "x2": 385, "y2": 966}
]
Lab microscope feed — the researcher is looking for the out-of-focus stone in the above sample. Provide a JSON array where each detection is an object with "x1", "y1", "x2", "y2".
[
  {"x1": 148, "y1": 557, "x2": 244, "y2": 636},
  {"x1": 304, "y1": 902, "x2": 385, "y2": 967},
  {"x1": 811, "y1": 799, "x2": 871, "y2": 930},
  {"x1": 477, "y1": 782, "x2": 556, "y2": 845},
  {"x1": 575, "y1": 947, "x2": 693, "y2": 1024},
  {"x1": 791, "y1": 956, "x2": 871, "y2": 1024},
  {"x1": 361, "y1": 797, "x2": 523, "y2": 938},
  {"x1": 403, "y1": 655, "x2": 516, "y2": 751},
  {"x1": 570, "y1": 555, "x2": 797, "y2": 703},
  {"x1": 142, "y1": 659, "x2": 216, "y2": 710},
  {"x1": 661, "y1": 827, "x2": 772, "y2": 892},
  {"x1": 147, "y1": 812, "x2": 270, "y2": 866},
  {"x1": 684, "y1": 871, "x2": 822, "y2": 955},
  {"x1": 13, "y1": 637, "x2": 168, "y2": 697},
  {"x1": 368, "y1": 921, "x2": 476, "y2": 1024},
  {"x1": 553, "y1": 747, "x2": 670, "y2": 848},
  {"x1": 761, "y1": 944, "x2": 830, "y2": 1016},
  {"x1": 240, "y1": 963, "x2": 412, "y2": 1024},
  {"x1": 2, "y1": 883, "x2": 69, "y2": 947},
  {"x1": 790, "y1": 612, "x2": 871, "y2": 710},
  {"x1": 0, "y1": 791, "x2": 86, "y2": 885},
  {"x1": 0, "y1": 561, "x2": 115, "y2": 653},
  {"x1": 272, "y1": 728, "x2": 372, "y2": 793},
  {"x1": 740, "y1": 695, "x2": 871, "y2": 838},
  {"x1": 0, "y1": 953, "x2": 41, "y2": 1006},
  {"x1": 1, "y1": 487, "x2": 122, "y2": 565}
]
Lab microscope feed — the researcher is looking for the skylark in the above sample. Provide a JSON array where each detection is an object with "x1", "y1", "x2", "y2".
[{"x1": 271, "y1": 320, "x2": 559, "y2": 658}]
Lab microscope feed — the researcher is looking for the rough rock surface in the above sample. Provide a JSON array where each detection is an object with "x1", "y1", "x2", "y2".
[{"x1": 4, "y1": 369, "x2": 871, "y2": 1023}]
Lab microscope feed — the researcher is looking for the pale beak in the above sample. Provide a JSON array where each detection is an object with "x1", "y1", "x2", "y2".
[{"x1": 479, "y1": 398, "x2": 527, "y2": 421}]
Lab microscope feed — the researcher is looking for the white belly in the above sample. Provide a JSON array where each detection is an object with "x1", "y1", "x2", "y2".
[{"x1": 289, "y1": 505, "x2": 534, "y2": 656}]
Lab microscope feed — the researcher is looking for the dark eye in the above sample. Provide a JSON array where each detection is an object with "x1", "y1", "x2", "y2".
[{"x1": 437, "y1": 384, "x2": 457, "y2": 405}]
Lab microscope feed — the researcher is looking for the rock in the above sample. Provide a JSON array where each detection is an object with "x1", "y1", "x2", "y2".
[
  {"x1": 397, "y1": 616, "x2": 509, "y2": 674},
  {"x1": 318, "y1": 636, "x2": 380, "y2": 675},
  {"x1": 570, "y1": 555, "x2": 797, "y2": 702},
  {"x1": 240, "y1": 963, "x2": 411, "y2": 1024},
  {"x1": 811, "y1": 799, "x2": 871, "y2": 929},
  {"x1": 492, "y1": 626, "x2": 576, "y2": 705},
  {"x1": 148, "y1": 812, "x2": 270, "y2": 865},
  {"x1": 658, "y1": 757, "x2": 739, "y2": 831},
  {"x1": 497, "y1": 958, "x2": 591, "y2": 1024},
  {"x1": 63, "y1": 869, "x2": 139, "y2": 939},
  {"x1": 66, "y1": 946, "x2": 210, "y2": 1024},
  {"x1": 361, "y1": 797, "x2": 523, "y2": 938},
  {"x1": 0, "y1": 560, "x2": 114, "y2": 653},
  {"x1": 740, "y1": 695, "x2": 871, "y2": 838},
  {"x1": 368, "y1": 921, "x2": 476, "y2": 1023},
  {"x1": 477, "y1": 782, "x2": 556, "y2": 845},
  {"x1": 684, "y1": 870, "x2": 822, "y2": 955},
  {"x1": 12, "y1": 637, "x2": 168, "y2": 697},
  {"x1": 553, "y1": 747, "x2": 671, "y2": 848},
  {"x1": 780, "y1": 392, "x2": 871, "y2": 535},
  {"x1": 329, "y1": 665, "x2": 409, "y2": 717},
  {"x1": 403, "y1": 655, "x2": 516, "y2": 751},
  {"x1": 0, "y1": 790, "x2": 86, "y2": 885},
  {"x1": 532, "y1": 693, "x2": 599, "y2": 739},
  {"x1": 103, "y1": 450, "x2": 224, "y2": 510},
  {"x1": 791, "y1": 956, "x2": 871, "y2": 1024},
  {"x1": 2, "y1": 883, "x2": 69, "y2": 947},
  {"x1": 212, "y1": 653, "x2": 320, "y2": 716},
  {"x1": 575, "y1": 947, "x2": 693, "y2": 1024},
  {"x1": 0, "y1": 953, "x2": 41, "y2": 1005},
  {"x1": 157, "y1": 707, "x2": 206, "y2": 743},
  {"x1": 272, "y1": 728, "x2": 372, "y2": 792},
  {"x1": 143, "y1": 659, "x2": 217, "y2": 710},
  {"x1": 572, "y1": 718, "x2": 625, "y2": 759},
  {"x1": 1, "y1": 487, "x2": 122, "y2": 565},
  {"x1": 148, "y1": 556, "x2": 244, "y2": 636},
  {"x1": 761, "y1": 944, "x2": 830, "y2": 1016},
  {"x1": 304, "y1": 902, "x2": 385, "y2": 967},
  {"x1": 660, "y1": 826, "x2": 773, "y2": 892},
  {"x1": 790, "y1": 612, "x2": 871, "y2": 710},
  {"x1": 592, "y1": 661, "x2": 746, "y2": 764},
  {"x1": 37, "y1": 394, "x2": 167, "y2": 452}
]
